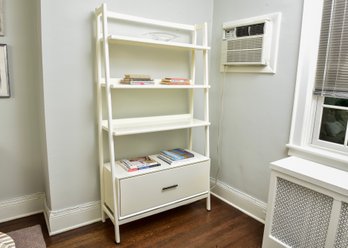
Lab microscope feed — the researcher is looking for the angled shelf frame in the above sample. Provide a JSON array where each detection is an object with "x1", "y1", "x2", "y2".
[{"x1": 95, "y1": 3, "x2": 211, "y2": 244}]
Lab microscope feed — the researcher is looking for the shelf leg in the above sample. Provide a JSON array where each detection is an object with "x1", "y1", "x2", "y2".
[
  {"x1": 206, "y1": 193, "x2": 211, "y2": 211},
  {"x1": 115, "y1": 223, "x2": 121, "y2": 244},
  {"x1": 101, "y1": 210, "x2": 106, "y2": 222}
]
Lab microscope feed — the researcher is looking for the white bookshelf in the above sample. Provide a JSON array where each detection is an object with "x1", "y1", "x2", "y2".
[{"x1": 95, "y1": 3, "x2": 211, "y2": 243}]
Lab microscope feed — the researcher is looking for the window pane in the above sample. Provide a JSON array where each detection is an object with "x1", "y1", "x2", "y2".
[
  {"x1": 319, "y1": 108, "x2": 348, "y2": 145},
  {"x1": 324, "y1": 97, "x2": 348, "y2": 107}
]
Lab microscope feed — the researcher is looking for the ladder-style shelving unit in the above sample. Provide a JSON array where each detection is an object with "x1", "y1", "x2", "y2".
[{"x1": 95, "y1": 3, "x2": 211, "y2": 243}]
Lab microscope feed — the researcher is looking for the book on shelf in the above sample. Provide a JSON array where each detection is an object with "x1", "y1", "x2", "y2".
[
  {"x1": 157, "y1": 148, "x2": 194, "y2": 164},
  {"x1": 119, "y1": 156, "x2": 160, "y2": 172},
  {"x1": 157, "y1": 155, "x2": 173, "y2": 164},
  {"x1": 120, "y1": 80, "x2": 155, "y2": 85},
  {"x1": 121, "y1": 74, "x2": 155, "y2": 85},
  {"x1": 124, "y1": 74, "x2": 152, "y2": 79},
  {"x1": 160, "y1": 77, "x2": 191, "y2": 85}
]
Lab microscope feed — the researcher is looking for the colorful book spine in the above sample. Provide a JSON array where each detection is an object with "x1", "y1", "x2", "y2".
[
  {"x1": 164, "y1": 77, "x2": 189, "y2": 81},
  {"x1": 138, "y1": 163, "x2": 161, "y2": 170},
  {"x1": 119, "y1": 161, "x2": 138, "y2": 172},
  {"x1": 170, "y1": 148, "x2": 194, "y2": 158},
  {"x1": 161, "y1": 77, "x2": 190, "y2": 85},
  {"x1": 160, "y1": 150, "x2": 185, "y2": 160},
  {"x1": 120, "y1": 80, "x2": 155, "y2": 85},
  {"x1": 129, "y1": 81, "x2": 155, "y2": 85},
  {"x1": 157, "y1": 155, "x2": 173, "y2": 164}
]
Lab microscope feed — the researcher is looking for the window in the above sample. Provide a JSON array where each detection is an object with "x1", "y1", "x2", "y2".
[
  {"x1": 287, "y1": 0, "x2": 348, "y2": 167},
  {"x1": 312, "y1": 97, "x2": 348, "y2": 151},
  {"x1": 311, "y1": 0, "x2": 348, "y2": 153}
]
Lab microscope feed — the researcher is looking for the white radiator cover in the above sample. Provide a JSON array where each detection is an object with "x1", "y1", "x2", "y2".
[{"x1": 262, "y1": 156, "x2": 348, "y2": 248}]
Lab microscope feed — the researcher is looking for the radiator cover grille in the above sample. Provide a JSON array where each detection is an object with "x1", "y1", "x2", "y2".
[
  {"x1": 271, "y1": 178, "x2": 333, "y2": 248},
  {"x1": 335, "y1": 202, "x2": 348, "y2": 248}
]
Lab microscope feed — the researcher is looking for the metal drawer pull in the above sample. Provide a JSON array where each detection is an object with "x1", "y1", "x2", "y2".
[{"x1": 162, "y1": 184, "x2": 178, "y2": 191}]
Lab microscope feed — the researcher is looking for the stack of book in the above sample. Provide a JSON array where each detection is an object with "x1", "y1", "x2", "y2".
[
  {"x1": 120, "y1": 156, "x2": 160, "y2": 172},
  {"x1": 120, "y1": 74, "x2": 155, "y2": 85},
  {"x1": 157, "y1": 148, "x2": 194, "y2": 164},
  {"x1": 160, "y1": 77, "x2": 191, "y2": 85}
]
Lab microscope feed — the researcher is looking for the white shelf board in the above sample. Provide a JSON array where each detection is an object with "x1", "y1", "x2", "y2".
[
  {"x1": 100, "y1": 78, "x2": 210, "y2": 89},
  {"x1": 106, "y1": 35, "x2": 210, "y2": 51},
  {"x1": 106, "y1": 11, "x2": 195, "y2": 31},
  {"x1": 104, "y1": 150, "x2": 210, "y2": 179},
  {"x1": 101, "y1": 114, "x2": 210, "y2": 136}
]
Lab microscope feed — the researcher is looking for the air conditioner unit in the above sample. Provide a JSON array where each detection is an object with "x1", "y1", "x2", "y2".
[
  {"x1": 221, "y1": 21, "x2": 271, "y2": 66},
  {"x1": 220, "y1": 13, "x2": 281, "y2": 73}
]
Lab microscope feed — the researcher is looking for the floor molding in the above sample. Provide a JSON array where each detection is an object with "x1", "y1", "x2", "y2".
[
  {"x1": 210, "y1": 179, "x2": 267, "y2": 223},
  {"x1": 44, "y1": 199, "x2": 101, "y2": 235},
  {"x1": 1, "y1": 185, "x2": 266, "y2": 235},
  {"x1": 0, "y1": 192, "x2": 45, "y2": 223}
]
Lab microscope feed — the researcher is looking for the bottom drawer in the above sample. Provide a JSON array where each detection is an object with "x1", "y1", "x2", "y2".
[{"x1": 120, "y1": 161, "x2": 209, "y2": 217}]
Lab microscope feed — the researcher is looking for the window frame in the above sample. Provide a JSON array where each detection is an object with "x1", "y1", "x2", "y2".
[
  {"x1": 312, "y1": 96, "x2": 348, "y2": 152},
  {"x1": 288, "y1": 0, "x2": 348, "y2": 169}
]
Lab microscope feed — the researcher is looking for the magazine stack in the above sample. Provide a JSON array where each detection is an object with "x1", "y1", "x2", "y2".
[
  {"x1": 120, "y1": 156, "x2": 160, "y2": 172},
  {"x1": 160, "y1": 77, "x2": 190, "y2": 85},
  {"x1": 120, "y1": 74, "x2": 155, "y2": 85},
  {"x1": 157, "y1": 148, "x2": 194, "y2": 164}
]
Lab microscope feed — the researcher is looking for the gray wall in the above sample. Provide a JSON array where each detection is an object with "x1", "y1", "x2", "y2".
[
  {"x1": 0, "y1": 0, "x2": 43, "y2": 200},
  {"x1": 210, "y1": 0, "x2": 303, "y2": 202},
  {"x1": 39, "y1": 0, "x2": 214, "y2": 210}
]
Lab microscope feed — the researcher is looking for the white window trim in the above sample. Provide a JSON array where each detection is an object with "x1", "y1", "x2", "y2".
[{"x1": 288, "y1": 0, "x2": 348, "y2": 171}]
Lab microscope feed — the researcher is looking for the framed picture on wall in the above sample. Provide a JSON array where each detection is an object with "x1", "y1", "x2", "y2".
[{"x1": 0, "y1": 44, "x2": 10, "y2": 97}]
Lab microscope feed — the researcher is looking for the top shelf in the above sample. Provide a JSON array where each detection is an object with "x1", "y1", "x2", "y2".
[
  {"x1": 104, "y1": 35, "x2": 210, "y2": 51},
  {"x1": 96, "y1": 4, "x2": 209, "y2": 51},
  {"x1": 96, "y1": 6, "x2": 199, "y2": 32}
]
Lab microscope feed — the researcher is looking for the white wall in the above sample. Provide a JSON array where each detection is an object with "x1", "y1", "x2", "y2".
[
  {"x1": 39, "y1": 0, "x2": 214, "y2": 212},
  {"x1": 0, "y1": 0, "x2": 43, "y2": 201},
  {"x1": 210, "y1": 0, "x2": 303, "y2": 202}
]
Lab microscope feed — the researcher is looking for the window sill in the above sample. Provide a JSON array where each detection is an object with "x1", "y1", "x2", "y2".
[{"x1": 287, "y1": 144, "x2": 348, "y2": 172}]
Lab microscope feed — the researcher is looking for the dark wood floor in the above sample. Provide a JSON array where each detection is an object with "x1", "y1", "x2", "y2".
[{"x1": 0, "y1": 196, "x2": 264, "y2": 248}]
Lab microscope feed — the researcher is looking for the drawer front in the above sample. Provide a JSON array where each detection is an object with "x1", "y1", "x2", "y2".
[{"x1": 120, "y1": 160, "x2": 210, "y2": 217}]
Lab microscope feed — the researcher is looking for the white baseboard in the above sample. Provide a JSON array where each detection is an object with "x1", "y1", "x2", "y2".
[
  {"x1": 0, "y1": 192, "x2": 45, "y2": 223},
  {"x1": 44, "y1": 200, "x2": 101, "y2": 236},
  {"x1": 1, "y1": 183, "x2": 266, "y2": 235},
  {"x1": 210, "y1": 179, "x2": 267, "y2": 223},
  {"x1": 0, "y1": 192, "x2": 102, "y2": 235}
]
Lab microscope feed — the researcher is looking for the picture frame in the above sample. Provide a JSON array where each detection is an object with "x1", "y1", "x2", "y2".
[{"x1": 0, "y1": 44, "x2": 10, "y2": 97}]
